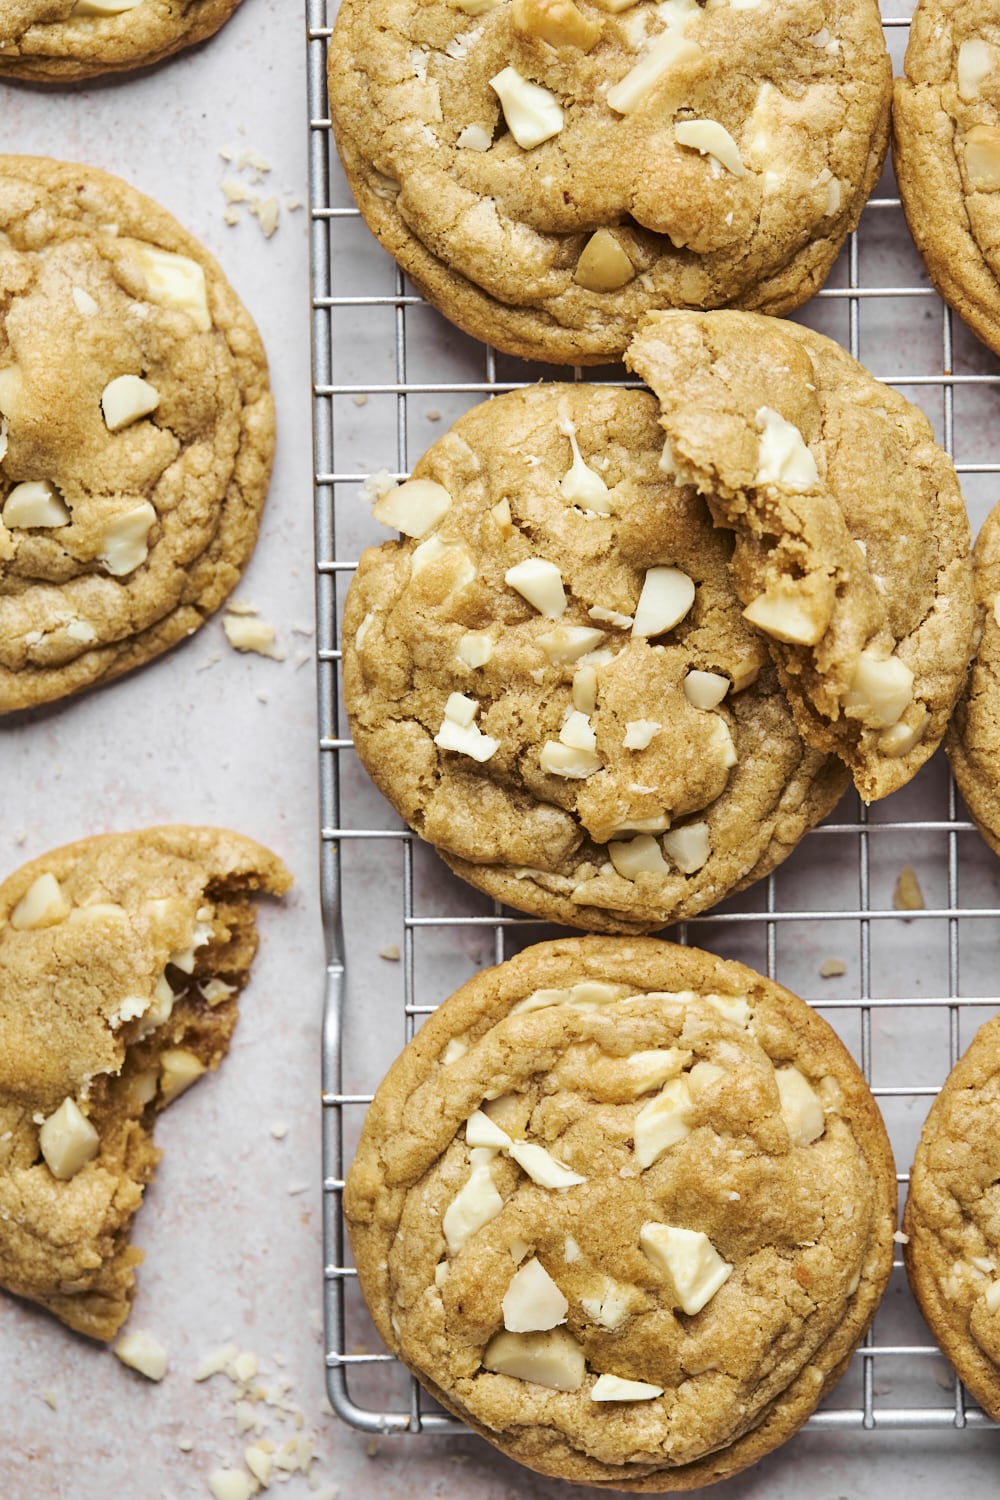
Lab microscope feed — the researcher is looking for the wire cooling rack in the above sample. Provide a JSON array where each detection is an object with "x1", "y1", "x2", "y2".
[{"x1": 311, "y1": 0, "x2": 1000, "y2": 1449}]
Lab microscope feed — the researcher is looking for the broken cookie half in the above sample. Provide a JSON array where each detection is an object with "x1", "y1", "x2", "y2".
[{"x1": 0, "y1": 826, "x2": 291, "y2": 1341}]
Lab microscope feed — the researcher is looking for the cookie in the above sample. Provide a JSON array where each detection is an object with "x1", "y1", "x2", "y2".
[
  {"x1": 343, "y1": 383, "x2": 848, "y2": 934},
  {"x1": 345, "y1": 936, "x2": 897, "y2": 1489},
  {"x1": 0, "y1": 156, "x2": 275, "y2": 714},
  {"x1": 893, "y1": 0, "x2": 1000, "y2": 360},
  {"x1": 903, "y1": 1011, "x2": 1000, "y2": 1418},
  {"x1": 0, "y1": 826, "x2": 291, "y2": 1341},
  {"x1": 627, "y1": 309, "x2": 977, "y2": 802},
  {"x1": 0, "y1": 0, "x2": 244, "y2": 82},
  {"x1": 328, "y1": 0, "x2": 891, "y2": 364},
  {"x1": 947, "y1": 499, "x2": 1000, "y2": 851}
]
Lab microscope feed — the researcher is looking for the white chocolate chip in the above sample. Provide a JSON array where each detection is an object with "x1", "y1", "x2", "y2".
[
  {"x1": 10, "y1": 872, "x2": 71, "y2": 931},
  {"x1": 687, "y1": 1060, "x2": 725, "y2": 1098},
  {"x1": 465, "y1": 1109, "x2": 513, "y2": 1149},
  {"x1": 572, "y1": 664, "x2": 598, "y2": 714},
  {"x1": 508, "y1": 1140, "x2": 586, "y2": 1188},
  {"x1": 708, "y1": 716, "x2": 737, "y2": 770},
  {"x1": 538, "y1": 625, "x2": 606, "y2": 663},
  {"x1": 639, "y1": 1222, "x2": 732, "y2": 1314},
  {"x1": 38, "y1": 1098, "x2": 99, "y2": 1181},
  {"x1": 2, "y1": 480, "x2": 72, "y2": 530},
  {"x1": 457, "y1": 631, "x2": 494, "y2": 668},
  {"x1": 606, "y1": 32, "x2": 703, "y2": 115},
  {"x1": 128, "y1": 244, "x2": 211, "y2": 330},
  {"x1": 113, "y1": 1330, "x2": 169, "y2": 1381},
  {"x1": 502, "y1": 1259, "x2": 569, "y2": 1332},
  {"x1": 72, "y1": 0, "x2": 145, "y2": 14},
  {"x1": 958, "y1": 38, "x2": 996, "y2": 101},
  {"x1": 878, "y1": 705, "x2": 929, "y2": 757},
  {"x1": 632, "y1": 566, "x2": 695, "y2": 637},
  {"x1": 634, "y1": 1077, "x2": 692, "y2": 1167},
  {"x1": 443, "y1": 1154, "x2": 504, "y2": 1252},
  {"x1": 540, "y1": 740, "x2": 603, "y2": 778},
  {"x1": 71, "y1": 285, "x2": 99, "y2": 316},
  {"x1": 588, "y1": 604, "x2": 633, "y2": 629},
  {"x1": 662, "y1": 822, "x2": 710, "y2": 873},
  {"x1": 443, "y1": 691, "x2": 479, "y2": 728},
  {"x1": 608, "y1": 833, "x2": 670, "y2": 880},
  {"x1": 98, "y1": 500, "x2": 157, "y2": 576},
  {"x1": 513, "y1": 981, "x2": 632, "y2": 1014},
  {"x1": 158, "y1": 1048, "x2": 207, "y2": 1105},
  {"x1": 434, "y1": 714, "x2": 500, "y2": 762},
  {"x1": 574, "y1": 230, "x2": 635, "y2": 292},
  {"x1": 506, "y1": 558, "x2": 567, "y2": 616},
  {"x1": 591, "y1": 1373, "x2": 663, "y2": 1401},
  {"x1": 683, "y1": 670, "x2": 729, "y2": 710},
  {"x1": 675, "y1": 119, "x2": 746, "y2": 177},
  {"x1": 560, "y1": 423, "x2": 614, "y2": 514},
  {"x1": 457, "y1": 124, "x2": 492, "y2": 150},
  {"x1": 442, "y1": 1037, "x2": 468, "y2": 1065},
  {"x1": 373, "y1": 477, "x2": 452, "y2": 537},
  {"x1": 704, "y1": 992, "x2": 750, "y2": 1026},
  {"x1": 964, "y1": 125, "x2": 1000, "y2": 190},
  {"x1": 489, "y1": 67, "x2": 564, "y2": 149},
  {"x1": 775, "y1": 1065, "x2": 824, "y2": 1146},
  {"x1": 623, "y1": 719, "x2": 660, "y2": 750},
  {"x1": 755, "y1": 407, "x2": 819, "y2": 490},
  {"x1": 842, "y1": 649, "x2": 914, "y2": 729},
  {"x1": 101, "y1": 374, "x2": 160, "y2": 432},
  {"x1": 559, "y1": 709, "x2": 597, "y2": 752},
  {"x1": 482, "y1": 1328, "x2": 585, "y2": 1390}
]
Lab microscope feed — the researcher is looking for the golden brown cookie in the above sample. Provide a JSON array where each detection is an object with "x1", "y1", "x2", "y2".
[
  {"x1": 893, "y1": 0, "x2": 1000, "y2": 360},
  {"x1": 345, "y1": 936, "x2": 897, "y2": 1489},
  {"x1": 343, "y1": 383, "x2": 848, "y2": 934},
  {"x1": 627, "y1": 310, "x2": 977, "y2": 801},
  {"x1": 328, "y1": 0, "x2": 891, "y2": 364},
  {"x1": 947, "y1": 498, "x2": 1000, "y2": 851},
  {"x1": 0, "y1": 156, "x2": 275, "y2": 714},
  {"x1": 0, "y1": 826, "x2": 291, "y2": 1341},
  {"x1": 904, "y1": 1011, "x2": 1000, "y2": 1418},
  {"x1": 0, "y1": 0, "x2": 244, "y2": 81}
]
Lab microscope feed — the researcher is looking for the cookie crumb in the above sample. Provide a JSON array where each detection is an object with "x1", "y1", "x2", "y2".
[
  {"x1": 223, "y1": 614, "x2": 285, "y2": 661},
  {"x1": 223, "y1": 208, "x2": 240, "y2": 227},
  {"x1": 41, "y1": 1388, "x2": 57, "y2": 1410},
  {"x1": 256, "y1": 196, "x2": 280, "y2": 238},
  {"x1": 285, "y1": 197, "x2": 304, "y2": 212},
  {"x1": 219, "y1": 148, "x2": 233, "y2": 162},
  {"x1": 893, "y1": 1230, "x2": 910, "y2": 1245},
  {"x1": 208, "y1": 1469, "x2": 253, "y2": 1500},
  {"x1": 270, "y1": 1122, "x2": 290, "y2": 1140},
  {"x1": 819, "y1": 958, "x2": 847, "y2": 978},
  {"x1": 366, "y1": 1438, "x2": 379, "y2": 1457},
  {"x1": 379, "y1": 944, "x2": 401, "y2": 961},
  {"x1": 893, "y1": 865, "x2": 925, "y2": 912},
  {"x1": 425, "y1": 408, "x2": 441, "y2": 421},
  {"x1": 177, "y1": 1437, "x2": 194, "y2": 1452},
  {"x1": 222, "y1": 179, "x2": 251, "y2": 205},
  {"x1": 256, "y1": 690, "x2": 270, "y2": 704},
  {"x1": 351, "y1": 392, "x2": 369, "y2": 407},
  {"x1": 359, "y1": 469, "x2": 396, "y2": 504},
  {"x1": 225, "y1": 598, "x2": 258, "y2": 616},
  {"x1": 288, "y1": 1181, "x2": 310, "y2": 1196},
  {"x1": 113, "y1": 1329, "x2": 169, "y2": 1381},
  {"x1": 14, "y1": 828, "x2": 26, "y2": 846}
]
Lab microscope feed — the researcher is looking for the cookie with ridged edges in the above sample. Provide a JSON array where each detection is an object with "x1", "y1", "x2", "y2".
[
  {"x1": 343, "y1": 381, "x2": 848, "y2": 933},
  {"x1": 328, "y1": 0, "x2": 890, "y2": 364},
  {"x1": 0, "y1": 156, "x2": 274, "y2": 713},
  {"x1": 345, "y1": 936, "x2": 896, "y2": 1489},
  {"x1": 0, "y1": 0, "x2": 244, "y2": 82},
  {"x1": 0, "y1": 825, "x2": 291, "y2": 1342}
]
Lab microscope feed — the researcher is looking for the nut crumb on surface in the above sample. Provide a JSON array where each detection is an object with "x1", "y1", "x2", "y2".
[
  {"x1": 379, "y1": 943, "x2": 401, "y2": 961},
  {"x1": 893, "y1": 1230, "x2": 910, "y2": 1244},
  {"x1": 223, "y1": 614, "x2": 285, "y2": 661},
  {"x1": 41, "y1": 1388, "x2": 57, "y2": 1410},
  {"x1": 893, "y1": 864, "x2": 925, "y2": 912},
  {"x1": 113, "y1": 1329, "x2": 169, "y2": 1381},
  {"x1": 351, "y1": 392, "x2": 369, "y2": 407},
  {"x1": 425, "y1": 408, "x2": 442, "y2": 421},
  {"x1": 819, "y1": 958, "x2": 847, "y2": 978},
  {"x1": 270, "y1": 1122, "x2": 290, "y2": 1140}
]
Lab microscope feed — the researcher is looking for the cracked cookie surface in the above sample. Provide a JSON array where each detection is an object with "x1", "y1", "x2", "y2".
[
  {"x1": 0, "y1": 156, "x2": 275, "y2": 713},
  {"x1": 345, "y1": 936, "x2": 896, "y2": 1489},
  {"x1": 328, "y1": 0, "x2": 890, "y2": 364},
  {"x1": 893, "y1": 0, "x2": 1000, "y2": 360},
  {"x1": 904, "y1": 1010, "x2": 1000, "y2": 1419},
  {"x1": 0, "y1": 825, "x2": 291, "y2": 1342},
  {"x1": 0, "y1": 0, "x2": 244, "y2": 81},
  {"x1": 343, "y1": 383, "x2": 848, "y2": 933},
  {"x1": 627, "y1": 309, "x2": 976, "y2": 801},
  {"x1": 947, "y1": 498, "x2": 1000, "y2": 851}
]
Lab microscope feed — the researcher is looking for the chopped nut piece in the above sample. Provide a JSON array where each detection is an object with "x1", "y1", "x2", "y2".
[
  {"x1": 512, "y1": 0, "x2": 601, "y2": 50},
  {"x1": 538, "y1": 625, "x2": 606, "y2": 664},
  {"x1": 113, "y1": 1330, "x2": 169, "y2": 1381},
  {"x1": 958, "y1": 38, "x2": 996, "y2": 102},
  {"x1": 539, "y1": 740, "x2": 603, "y2": 778},
  {"x1": 608, "y1": 833, "x2": 670, "y2": 881},
  {"x1": 893, "y1": 865, "x2": 925, "y2": 912},
  {"x1": 2, "y1": 480, "x2": 72, "y2": 530},
  {"x1": 39, "y1": 1098, "x2": 99, "y2": 1180},
  {"x1": 98, "y1": 501, "x2": 157, "y2": 577},
  {"x1": 208, "y1": 1472, "x2": 254, "y2": 1500},
  {"x1": 843, "y1": 650, "x2": 914, "y2": 729},
  {"x1": 682, "y1": 670, "x2": 729, "y2": 710},
  {"x1": 819, "y1": 958, "x2": 847, "y2": 979},
  {"x1": 755, "y1": 407, "x2": 819, "y2": 490},
  {"x1": 606, "y1": 32, "x2": 703, "y2": 115},
  {"x1": 129, "y1": 244, "x2": 211, "y2": 331},
  {"x1": 490, "y1": 67, "x2": 564, "y2": 150},
  {"x1": 623, "y1": 719, "x2": 660, "y2": 750},
  {"x1": 559, "y1": 709, "x2": 597, "y2": 752},
  {"x1": 588, "y1": 604, "x2": 633, "y2": 629},
  {"x1": 502, "y1": 1258, "x2": 569, "y2": 1331},
  {"x1": 372, "y1": 478, "x2": 451, "y2": 538},
  {"x1": 662, "y1": 822, "x2": 710, "y2": 874},
  {"x1": 159, "y1": 1048, "x2": 207, "y2": 1104},
  {"x1": 10, "y1": 872, "x2": 71, "y2": 931},
  {"x1": 632, "y1": 566, "x2": 695, "y2": 637},
  {"x1": 743, "y1": 578, "x2": 830, "y2": 646},
  {"x1": 379, "y1": 943, "x2": 401, "y2": 961},
  {"x1": 101, "y1": 374, "x2": 160, "y2": 432},
  {"x1": 223, "y1": 614, "x2": 285, "y2": 660},
  {"x1": 574, "y1": 229, "x2": 635, "y2": 292},
  {"x1": 675, "y1": 119, "x2": 747, "y2": 177},
  {"x1": 457, "y1": 124, "x2": 492, "y2": 151},
  {"x1": 244, "y1": 1446, "x2": 273, "y2": 1487},
  {"x1": 639, "y1": 1222, "x2": 732, "y2": 1314},
  {"x1": 591, "y1": 1373, "x2": 663, "y2": 1401},
  {"x1": 505, "y1": 557, "x2": 566, "y2": 617},
  {"x1": 482, "y1": 1327, "x2": 585, "y2": 1389}
]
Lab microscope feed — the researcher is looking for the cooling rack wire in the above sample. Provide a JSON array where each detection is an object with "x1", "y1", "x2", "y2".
[{"x1": 308, "y1": 0, "x2": 1000, "y2": 1445}]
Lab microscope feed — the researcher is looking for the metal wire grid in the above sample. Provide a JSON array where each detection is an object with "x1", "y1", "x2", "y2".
[{"x1": 311, "y1": 0, "x2": 1000, "y2": 1443}]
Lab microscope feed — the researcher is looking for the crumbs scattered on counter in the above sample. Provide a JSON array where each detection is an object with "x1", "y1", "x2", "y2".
[
  {"x1": 378, "y1": 944, "x2": 400, "y2": 962},
  {"x1": 113, "y1": 1329, "x2": 169, "y2": 1381},
  {"x1": 425, "y1": 409, "x2": 441, "y2": 422},
  {"x1": 271, "y1": 1122, "x2": 290, "y2": 1140},
  {"x1": 351, "y1": 393, "x2": 368, "y2": 408},
  {"x1": 819, "y1": 958, "x2": 847, "y2": 979},
  {"x1": 893, "y1": 865, "x2": 925, "y2": 913},
  {"x1": 218, "y1": 147, "x2": 302, "y2": 239},
  {"x1": 223, "y1": 610, "x2": 286, "y2": 662}
]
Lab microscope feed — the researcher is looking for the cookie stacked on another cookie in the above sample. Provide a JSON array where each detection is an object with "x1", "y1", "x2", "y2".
[
  {"x1": 0, "y1": 156, "x2": 276, "y2": 713},
  {"x1": 0, "y1": 0, "x2": 245, "y2": 81},
  {"x1": 328, "y1": 0, "x2": 891, "y2": 363},
  {"x1": 345, "y1": 937, "x2": 897, "y2": 1489}
]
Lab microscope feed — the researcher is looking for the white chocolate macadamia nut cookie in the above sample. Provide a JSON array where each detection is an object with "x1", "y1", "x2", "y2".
[
  {"x1": 343, "y1": 383, "x2": 848, "y2": 933},
  {"x1": 0, "y1": 826, "x2": 291, "y2": 1341},
  {"x1": 328, "y1": 0, "x2": 891, "y2": 363},
  {"x1": 947, "y1": 497, "x2": 1000, "y2": 851},
  {"x1": 627, "y1": 310, "x2": 977, "y2": 801},
  {"x1": 0, "y1": 0, "x2": 245, "y2": 81},
  {"x1": 0, "y1": 157, "x2": 275, "y2": 713},
  {"x1": 345, "y1": 937, "x2": 897, "y2": 1489}
]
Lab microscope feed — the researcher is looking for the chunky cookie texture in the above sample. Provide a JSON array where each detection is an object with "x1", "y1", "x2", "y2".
[
  {"x1": 0, "y1": 0, "x2": 244, "y2": 81},
  {"x1": 344, "y1": 383, "x2": 847, "y2": 933},
  {"x1": 948, "y1": 503, "x2": 1000, "y2": 851},
  {"x1": 628, "y1": 310, "x2": 976, "y2": 801},
  {"x1": 346, "y1": 937, "x2": 897, "y2": 1489},
  {"x1": 328, "y1": 0, "x2": 890, "y2": 364},
  {"x1": 0, "y1": 157, "x2": 275, "y2": 713},
  {"x1": 894, "y1": 0, "x2": 1000, "y2": 359},
  {"x1": 0, "y1": 826, "x2": 291, "y2": 1341},
  {"x1": 904, "y1": 1011, "x2": 1000, "y2": 1419}
]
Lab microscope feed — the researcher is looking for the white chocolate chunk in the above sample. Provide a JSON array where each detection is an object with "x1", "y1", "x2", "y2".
[
  {"x1": 755, "y1": 407, "x2": 819, "y2": 490},
  {"x1": 455, "y1": 0, "x2": 501, "y2": 11},
  {"x1": 606, "y1": 32, "x2": 702, "y2": 115},
  {"x1": 101, "y1": 374, "x2": 160, "y2": 432},
  {"x1": 606, "y1": 812, "x2": 670, "y2": 837},
  {"x1": 513, "y1": 980, "x2": 632, "y2": 1014},
  {"x1": 704, "y1": 991, "x2": 749, "y2": 1027},
  {"x1": 66, "y1": 619, "x2": 98, "y2": 643},
  {"x1": 985, "y1": 1281, "x2": 1000, "y2": 1314},
  {"x1": 129, "y1": 244, "x2": 211, "y2": 330},
  {"x1": 159, "y1": 1048, "x2": 207, "y2": 1105},
  {"x1": 502, "y1": 1259, "x2": 569, "y2": 1332},
  {"x1": 743, "y1": 582, "x2": 826, "y2": 646},
  {"x1": 443, "y1": 1155, "x2": 504, "y2": 1252},
  {"x1": 639, "y1": 1222, "x2": 732, "y2": 1314},
  {"x1": 634, "y1": 1077, "x2": 692, "y2": 1167},
  {"x1": 71, "y1": 285, "x2": 99, "y2": 316},
  {"x1": 434, "y1": 715, "x2": 500, "y2": 762},
  {"x1": 244, "y1": 1447, "x2": 272, "y2": 1488},
  {"x1": 434, "y1": 1260, "x2": 449, "y2": 1287},
  {"x1": 608, "y1": 834, "x2": 670, "y2": 880},
  {"x1": 373, "y1": 478, "x2": 452, "y2": 538},
  {"x1": 538, "y1": 625, "x2": 606, "y2": 663},
  {"x1": 113, "y1": 1330, "x2": 168, "y2": 1381},
  {"x1": 675, "y1": 119, "x2": 746, "y2": 177},
  {"x1": 69, "y1": 901, "x2": 127, "y2": 923},
  {"x1": 687, "y1": 1060, "x2": 725, "y2": 1097},
  {"x1": 564, "y1": 1235, "x2": 583, "y2": 1262},
  {"x1": 560, "y1": 709, "x2": 597, "y2": 752},
  {"x1": 443, "y1": 691, "x2": 479, "y2": 728},
  {"x1": 223, "y1": 614, "x2": 284, "y2": 659},
  {"x1": 508, "y1": 1140, "x2": 586, "y2": 1188},
  {"x1": 623, "y1": 719, "x2": 660, "y2": 750},
  {"x1": 842, "y1": 650, "x2": 914, "y2": 729},
  {"x1": 573, "y1": 664, "x2": 598, "y2": 714},
  {"x1": 775, "y1": 1065, "x2": 825, "y2": 1146},
  {"x1": 506, "y1": 558, "x2": 566, "y2": 617},
  {"x1": 878, "y1": 705, "x2": 929, "y2": 757},
  {"x1": 708, "y1": 715, "x2": 738, "y2": 770},
  {"x1": 39, "y1": 1098, "x2": 99, "y2": 1181},
  {"x1": 683, "y1": 670, "x2": 729, "y2": 710},
  {"x1": 457, "y1": 124, "x2": 492, "y2": 151},
  {"x1": 632, "y1": 566, "x2": 695, "y2": 637},
  {"x1": 540, "y1": 740, "x2": 603, "y2": 778},
  {"x1": 457, "y1": 631, "x2": 494, "y2": 668},
  {"x1": 560, "y1": 425, "x2": 614, "y2": 514},
  {"x1": 98, "y1": 500, "x2": 157, "y2": 576},
  {"x1": 72, "y1": 0, "x2": 145, "y2": 15},
  {"x1": 964, "y1": 125, "x2": 1000, "y2": 190},
  {"x1": 489, "y1": 67, "x2": 564, "y2": 149},
  {"x1": 591, "y1": 1373, "x2": 663, "y2": 1401},
  {"x1": 626, "y1": 1048, "x2": 690, "y2": 1095},
  {"x1": 574, "y1": 229, "x2": 634, "y2": 292},
  {"x1": 3, "y1": 480, "x2": 72, "y2": 530},
  {"x1": 663, "y1": 822, "x2": 710, "y2": 873},
  {"x1": 10, "y1": 872, "x2": 71, "y2": 931},
  {"x1": 482, "y1": 1328, "x2": 585, "y2": 1390},
  {"x1": 958, "y1": 38, "x2": 996, "y2": 101},
  {"x1": 508, "y1": 1236, "x2": 532, "y2": 1265},
  {"x1": 490, "y1": 497, "x2": 513, "y2": 535},
  {"x1": 208, "y1": 1473, "x2": 254, "y2": 1500},
  {"x1": 442, "y1": 1037, "x2": 468, "y2": 1065},
  {"x1": 466, "y1": 1109, "x2": 513, "y2": 1149}
]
